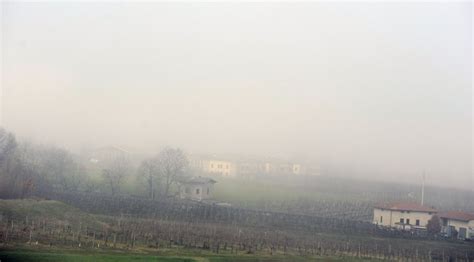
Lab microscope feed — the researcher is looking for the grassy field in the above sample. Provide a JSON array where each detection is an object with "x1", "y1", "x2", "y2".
[
  {"x1": 212, "y1": 177, "x2": 318, "y2": 205},
  {"x1": 210, "y1": 176, "x2": 364, "y2": 209},
  {"x1": 0, "y1": 199, "x2": 385, "y2": 261},
  {"x1": 0, "y1": 199, "x2": 105, "y2": 230},
  {"x1": 1, "y1": 197, "x2": 472, "y2": 261},
  {"x1": 82, "y1": 169, "x2": 474, "y2": 215},
  {"x1": 0, "y1": 250, "x2": 194, "y2": 262},
  {"x1": 0, "y1": 248, "x2": 383, "y2": 262}
]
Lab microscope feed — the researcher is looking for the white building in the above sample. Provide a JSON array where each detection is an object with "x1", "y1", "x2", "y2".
[
  {"x1": 88, "y1": 146, "x2": 131, "y2": 165},
  {"x1": 438, "y1": 211, "x2": 474, "y2": 240},
  {"x1": 235, "y1": 160, "x2": 266, "y2": 178},
  {"x1": 373, "y1": 202, "x2": 437, "y2": 230},
  {"x1": 263, "y1": 162, "x2": 302, "y2": 176},
  {"x1": 188, "y1": 153, "x2": 310, "y2": 178},
  {"x1": 188, "y1": 155, "x2": 236, "y2": 177},
  {"x1": 179, "y1": 177, "x2": 217, "y2": 201},
  {"x1": 206, "y1": 160, "x2": 235, "y2": 177}
]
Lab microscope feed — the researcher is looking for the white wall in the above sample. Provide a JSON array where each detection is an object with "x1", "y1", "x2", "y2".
[
  {"x1": 373, "y1": 208, "x2": 393, "y2": 226},
  {"x1": 180, "y1": 183, "x2": 214, "y2": 201},
  {"x1": 207, "y1": 160, "x2": 236, "y2": 177},
  {"x1": 444, "y1": 219, "x2": 473, "y2": 239},
  {"x1": 374, "y1": 208, "x2": 434, "y2": 228}
]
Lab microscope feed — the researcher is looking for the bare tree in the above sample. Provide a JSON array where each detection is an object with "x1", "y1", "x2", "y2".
[
  {"x1": 0, "y1": 128, "x2": 18, "y2": 197},
  {"x1": 0, "y1": 128, "x2": 17, "y2": 165},
  {"x1": 138, "y1": 158, "x2": 160, "y2": 200},
  {"x1": 1, "y1": 140, "x2": 87, "y2": 197},
  {"x1": 6, "y1": 142, "x2": 42, "y2": 198},
  {"x1": 39, "y1": 147, "x2": 84, "y2": 192},
  {"x1": 102, "y1": 155, "x2": 131, "y2": 196},
  {"x1": 155, "y1": 148, "x2": 189, "y2": 198}
]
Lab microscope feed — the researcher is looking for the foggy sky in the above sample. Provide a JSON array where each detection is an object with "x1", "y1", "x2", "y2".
[{"x1": 1, "y1": 2, "x2": 472, "y2": 188}]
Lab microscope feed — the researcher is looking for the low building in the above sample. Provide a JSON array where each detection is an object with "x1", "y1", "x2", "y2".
[
  {"x1": 206, "y1": 160, "x2": 235, "y2": 177},
  {"x1": 188, "y1": 155, "x2": 236, "y2": 177},
  {"x1": 188, "y1": 153, "x2": 311, "y2": 178},
  {"x1": 263, "y1": 162, "x2": 302, "y2": 176},
  {"x1": 373, "y1": 202, "x2": 437, "y2": 230},
  {"x1": 179, "y1": 177, "x2": 217, "y2": 201},
  {"x1": 235, "y1": 160, "x2": 266, "y2": 178},
  {"x1": 303, "y1": 164, "x2": 321, "y2": 176},
  {"x1": 437, "y1": 211, "x2": 474, "y2": 240},
  {"x1": 88, "y1": 146, "x2": 131, "y2": 165}
]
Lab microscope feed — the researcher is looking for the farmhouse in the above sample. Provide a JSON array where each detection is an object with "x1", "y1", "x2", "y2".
[
  {"x1": 188, "y1": 153, "x2": 314, "y2": 177},
  {"x1": 263, "y1": 162, "x2": 302, "y2": 175},
  {"x1": 188, "y1": 155, "x2": 236, "y2": 177},
  {"x1": 89, "y1": 145, "x2": 131, "y2": 164},
  {"x1": 437, "y1": 211, "x2": 474, "y2": 240},
  {"x1": 235, "y1": 160, "x2": 266, "y2": 178},
  {"x1": 206, "y1": 160, "x2": 236, "y2": 177},
  {"x1": 373, "y1": 202, "x2": 437, "y2": 230},
  {"x1": 179, "y1": 177, "x2": 217, "y2": 201}
]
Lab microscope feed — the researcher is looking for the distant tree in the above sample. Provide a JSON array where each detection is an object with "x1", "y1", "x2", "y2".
[
  {"x1": 102, "y1": 155, "x2": 131, "y2": 196},
  {"x1": 426, "y1": 215, "x2": 441, "y2": 235},
  {"x1": 0, "y1": 128, "x2": 17, "y2": 165},
  {"x1": 82, "y1": 175, "x2": 98, "y2": 193},
  {"x1": 155, "y1": 148, "x2": 189, "y2": 198},
  {"x1": 0, "y1": 128, "x2": 18, "y2": 198},
  {"x1": 138, "y1": 158, "x2": 160, "y2": 200},
  {"x1": 39, "y1": 147, "x2": 84, "y2": 192},
  {"x1": 0, "y1": 129, "x2": 17, "y2": 191},
  {"x1": 7, "y1": 142, "x2": 42, "y2": 198},
  {"x1": 1, "y1": 130, "x2": 86, "y2": 198}
]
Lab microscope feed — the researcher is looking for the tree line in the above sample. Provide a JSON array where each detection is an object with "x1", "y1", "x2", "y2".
[{"x1": 0, "y1": 128, "x2": 189, "y2": 199}]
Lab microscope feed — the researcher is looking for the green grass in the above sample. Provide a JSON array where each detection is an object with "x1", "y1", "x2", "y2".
[
  {"x1": 0, "y1": 249, "x2": 382, "y2": 262},
  {"x1": 0, "y1": 250, "x2": 195, "y2": 262},
  {"x1": 0, "y1": 199, "x2": 105, "y2": 230},
  {"x1": 211, "y1": 177, "x2": 329, "y2": 208}
]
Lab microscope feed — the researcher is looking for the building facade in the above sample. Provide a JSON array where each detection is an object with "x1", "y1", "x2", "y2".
[
  {"x1": 188, "y1": 154, "x2": 310, "y2": 178},
  {"x1": 179, "y1": 177, "x2": 217, "y2": 201},
  {"x1": 205, "y1": 160, "x2": 236, "y2": 177},
  {"x1": 438, "y1": 211, "x2": 474, "y2": 240},
  {"x1": 188, "y1": 156, "x2": 236, "y2": 177},
  {"x1": 235, "y1": 161, "x2": 266, "y2": 178},
  {"x1": 263, "y1": 162, "x2": 302, "y2": 176},
  {"x1": 88, "y1": 146, "x2": 131, "y2": 165},
  {"x1": 373, "y1": 202, "x2": 437, "y2": 230}
]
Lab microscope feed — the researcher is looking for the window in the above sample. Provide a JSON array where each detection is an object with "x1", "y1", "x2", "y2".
[
  {"x1": 196, "y1": 188, "x2": 200, "y2": 195},
  {"x1": 185, "y1": 187, "x2": 190, "y2": 194},
  {"x1": 380, "y1": 216, "x2": 383, "y2": 223},
  {"x1": 406, "y1": 219, "x2": 410, "y2": 225},
  {"x1": 226, "y1": 165, "x2": 229, "y2": 169},
  {"x1": 400, "y1": 218, "x2": 404, "y2": 224},
  {"x1": 218, "y1": 164, "x2": 222, "y2": 169},
  {"x1": 207, "y1": 188, "x2": 210, "y2": 195},
  {"x1": 211, "y1": 164, "x2": 214, "y2": 168},
  {"x1": 416, "y1": 219, "x2": 420, "y2": 226}
]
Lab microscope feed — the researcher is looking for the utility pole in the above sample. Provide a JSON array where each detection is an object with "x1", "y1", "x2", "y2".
[{"x1": 421, "y1": 172, "x2": 425, "y2": 206}]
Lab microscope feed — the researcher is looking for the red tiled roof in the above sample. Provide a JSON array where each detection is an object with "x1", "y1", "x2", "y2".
[
  {"x1": 437, "y1": 211, "x2": 474, "y2": 222},
  {"x1": 374, "y1": 202, "x2": 437, "y2": 213}
]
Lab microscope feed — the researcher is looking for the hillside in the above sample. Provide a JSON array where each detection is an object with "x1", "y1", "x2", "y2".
[{"x1": 0, "y1": 199, "x2": 106, "y2": 230}]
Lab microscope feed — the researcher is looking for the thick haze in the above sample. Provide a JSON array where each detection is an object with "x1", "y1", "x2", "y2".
[{"x1": 1, "y1": 2, "x2": 472, "y2": 188}]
